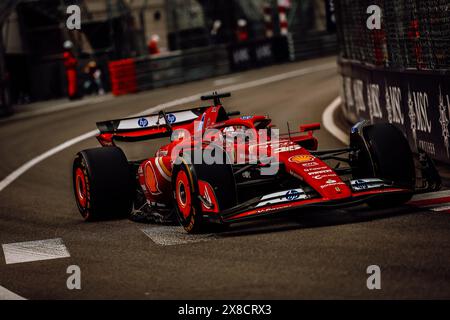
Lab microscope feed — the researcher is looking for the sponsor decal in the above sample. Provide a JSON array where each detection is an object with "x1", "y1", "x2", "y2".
[
  {"x1": 256, "y1": 188, "x2": 307, "y2": 207},
  {"x1": 303, "y1": 166, "x2": 328, "y2": 172},
  {"x1": 385, "y1": 84, "x2": 404, "y2": 125},
  {"x1": 289, "y1": 155, "x2": 315, "y2": 164},
  {"x1": 166, "y1": 113, "x2": 177, "y2": 124},
  {"x1": 438, "y1": 86, "x2": 450, "y2": 158},
  {"x1": 255, "y1": 43, "x2": 272, "y2": 61},
  {"x1": 233, "y1": 48, "x2": 251, "y2": 64},
  {"x1": 353, "y1": 79, "x2": 366, "y2": 115},
  {"x1": 197, "y1": 113, "x2": 206, "y2": 131},
  {"x1": 344, "y1": 77, "x2": 354, "y2": 111},
  {"x1": 326, "y1": 179, "x2": 337, "y2": 184},
  {"x1": 367, "y1": 83, "x2": 383, "y2": 122},
  {"x1": 313, "y1": 174, "x2": 336, "y2": 180},
  {"x1": 144, "y1": 162, "x2": 162, "y2": 195},
  {"x1": 138, "y1": 118, "x2": 149, "y2": 128},
  {"x1": 242, "y1": 171, "x2": 251, "y2": 179},
  {"x1": 256, "y1": 204, "x2": 291, "y2": 214},
  {"x1": 320, "y1": 182, "x2": 346, "y2": 189},
  {"x1": 302, "y1": 161, "x2": 319, "y2": 167},
  {"x1": 241, "y1": 116, "x2": 253, "y2": 120},
  {"x1": 353, "y1": 180, "x2": 369, "y2": 190},
  {"x1": 285, "y1": 190, "x2": 301, "y2": 201},
  {"x1": 274, "y1": 145, "x2": 301, "y2": 154},
  {"x1": 408, "y1": 86, "x2": 433, "y2": 147},
  {"x1": 350, "y1": 178, "x2": 386, "y2": 191},
  {"x1": 308, "y1": 169, "x2": 333, "y2": 176}
]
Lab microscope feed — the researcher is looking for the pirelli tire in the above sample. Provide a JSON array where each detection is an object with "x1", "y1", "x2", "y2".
[
  {"x1": 73, "y1": 147, "x2": 133, "y2": 221},
  {"x1": 350, "y1": 122, "x2": 416, "y2": 209},
  {"x1": 172, "y1": 157, "x2": 237, "y2": 234}
]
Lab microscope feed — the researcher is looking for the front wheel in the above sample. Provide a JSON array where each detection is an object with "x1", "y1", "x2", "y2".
[
  {"x1": 350, "y1": 122, "x2": 415, "y2": 209},
  {"x1": 172, "y1": 157, "x2": 237, "y2": 234}
]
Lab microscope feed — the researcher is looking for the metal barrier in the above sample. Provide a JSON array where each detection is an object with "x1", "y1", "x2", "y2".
[
  {"x1": 292, "y1": 32, "x2": 337, "y2": 60},
  {"x1": 339, "y1": 58, "x2": 450, "y2": 164},
  {"x1": 336, "y1": 0, "x2": 450, "y2": 164},
  {"x1": 107, "y1": 32, "x2": 338, "y2": 99},
  {"x1": 229, "y1": 37, "x2": 290, "y2": 71},
  {"x1": 118, "y1": 45, "x2": 231, "y2": 93},
  {"x1": 108, "y1": 38, "x2": 291, "y2": 96}
]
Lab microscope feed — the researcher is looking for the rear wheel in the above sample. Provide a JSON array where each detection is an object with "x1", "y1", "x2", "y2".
[
  {"x1": 172, "y1": 157, "x2": 237, "y2": 234},
  {"x1": 351, "y1": 123, "x2": 415, "y2": 208},
  {"x1": 73, "y1": 147, "x2": 133, "y2": 221}
]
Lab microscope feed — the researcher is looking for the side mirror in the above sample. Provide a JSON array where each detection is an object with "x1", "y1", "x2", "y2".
[{"x1": 300, "y1": 123, "x2": 321, "y2": 132}]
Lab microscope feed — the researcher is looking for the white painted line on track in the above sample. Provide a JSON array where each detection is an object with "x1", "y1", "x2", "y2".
[
  {"x1": 141, "y1": 226, "x2": 216, "y2": 246},
  {"x1": 0, "y1": 62, "x2": 336, "y2": 193},
  {"x1": 0, "y1": 130, "x2": 98, "y2": 192},
  {"x1": 322, "y1": 96, "x2": 349, "y2": 145},
  {"x1": 213, "y1": 76, "x2": 240, "y2": 86},
  {"x1": 2, "y1": 238, "x2": 70, "y2": 265},
  {"x1": 0, "y1": 286, "x2": 26, "y2": 300}
]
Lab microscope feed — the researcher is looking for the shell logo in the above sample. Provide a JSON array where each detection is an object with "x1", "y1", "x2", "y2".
[
  {"x1": 289, "y1": 155, "x2": 315, "y2": 164},
  {"x1": 144, "y1": 162, "x2": 162, "y2": 195}
]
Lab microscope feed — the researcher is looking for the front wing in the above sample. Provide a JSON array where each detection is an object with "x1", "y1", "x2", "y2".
[{"x1": 204, "y1": 180, "x2": 412, "y2": 224}]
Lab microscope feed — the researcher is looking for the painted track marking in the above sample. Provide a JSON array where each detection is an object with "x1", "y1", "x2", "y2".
[
  {"x1": 0, "y1": 286, "x2": 26, "y2": 300},
  {"x1": 213, "y1": 76, "x2": 240, "y2": 86},
  {"x1": 141, "y1": 226, "x2": 216, "y2": 246},
  {"x1": 2, "y1": 238, "x2": 70, "y2": 265},
  {"x1": 0, "y1": 62, "x2": 336, "y2": 193}
]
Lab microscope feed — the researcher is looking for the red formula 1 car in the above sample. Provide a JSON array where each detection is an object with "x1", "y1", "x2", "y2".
[{"x1": 73, "y1": 92, "x2": 441, "y2": 233}]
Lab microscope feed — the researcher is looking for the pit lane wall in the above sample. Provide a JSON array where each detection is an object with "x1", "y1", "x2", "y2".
[{"x1": 339, "y1": 60, "x2": 450, "y2": 164}]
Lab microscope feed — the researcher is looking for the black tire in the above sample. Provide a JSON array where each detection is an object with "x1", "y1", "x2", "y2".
[
  {"x1": 172, "y1": 157, "x2": 237, "y2": 234},
  {"x1": 351, "y1": 123, "x2": 415, "y2": 208},
  {"x1": 73, "y1": 147, "x2": 133, "y2": 221}
]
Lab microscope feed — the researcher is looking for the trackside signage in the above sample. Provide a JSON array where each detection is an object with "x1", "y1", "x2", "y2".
[{"x1": 339, "y1": 60, "x2": 450, "y2": 164}]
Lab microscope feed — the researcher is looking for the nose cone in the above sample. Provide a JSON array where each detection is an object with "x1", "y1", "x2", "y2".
[
  {"x1": 284, "y1": 153, "x2": 352, "y2": 200},
  {"x1": 314, "y1": 177, "x2": 352, "y2": 200}
]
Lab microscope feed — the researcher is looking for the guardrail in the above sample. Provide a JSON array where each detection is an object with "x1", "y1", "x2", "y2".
[
  {"x1": 292, "y1": 32, "x2": 337, "y2": 60},
  {"x1": 110, "y1": 44, "x2": 232, "y2": 95},
  {"x1": 108, "y1": 34, "x2": 336, "y2": 97},
  {"x1": 339, "y1": 58, "x2": 450, "y2": 164}
]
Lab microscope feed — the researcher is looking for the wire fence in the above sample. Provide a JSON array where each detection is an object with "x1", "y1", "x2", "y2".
[{"x1": 336, "y1": 0, "x2": 450, "y2": 70}]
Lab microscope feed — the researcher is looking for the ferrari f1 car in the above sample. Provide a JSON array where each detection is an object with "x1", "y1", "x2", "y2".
[{"x1": 73, "y1": 92, "x2": 441, "y2": 233}]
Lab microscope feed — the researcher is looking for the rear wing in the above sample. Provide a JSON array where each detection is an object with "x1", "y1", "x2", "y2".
[
  {"x1": 96, "y1": 107, "x2": 207, "y2": 143},
  {"x1": 97, "y1": 107, "x2": 207, "y2": 133}
]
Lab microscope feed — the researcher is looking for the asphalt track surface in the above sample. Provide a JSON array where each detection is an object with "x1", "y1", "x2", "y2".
[{"x1": 1, "y1": 56, "x2": 450, "y2": 299}]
